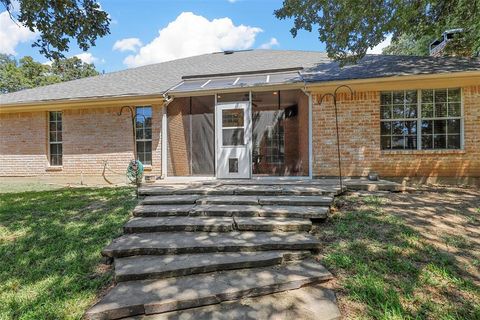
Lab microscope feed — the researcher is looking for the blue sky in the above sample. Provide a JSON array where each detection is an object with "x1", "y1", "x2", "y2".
[{"x1": 1, "y1": 0, "x2": 388, "y2": 73}]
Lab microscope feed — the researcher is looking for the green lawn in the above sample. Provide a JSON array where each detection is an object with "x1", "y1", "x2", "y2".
[
  {"x1": 0, "y1": 187, "x2": 136, "y2": 320},
  {"x1": 316, "y1": 194, "x2": 480, "y2": 320}
]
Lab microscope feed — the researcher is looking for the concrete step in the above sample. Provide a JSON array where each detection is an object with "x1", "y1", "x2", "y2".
[
  {"x1": 102, "y1": 232, "x2": 321, "y2": 258},
  {"x1": 124, "y1": 217, "x2": 235, "y2": 233},
  {"x1": 133, "y1": 205, "x2": 194, "y2": 217},
  {"x1": 258, "y1": 195, "x2": 333, "y2": 206},
  {"x1": 234, "y1": 217, "x2": 312, "y2": 232},
  {"x1": 124, "y1": 284, "x2": 341, "y2": 320},
  {"x1": 85, "y1": 259, "x2": 333, "y2": 320},
  {"x1": 191, "y1": 205, "x2": 329, "y2": 219},
  {"x1": 141, "y1": 195, "x2": 200, "y2": 205},
  {"x1": 114, "y1": 251, "x2": 310, "y2": 282}
]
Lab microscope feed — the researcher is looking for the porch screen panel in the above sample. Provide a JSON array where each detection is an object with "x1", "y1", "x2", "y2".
[
  {"x1": 252, "y1": 90, "x2": 309, "y2": 176},
  {"x1": 167, "y1": 96, "x2": 215, "y2": 176}
]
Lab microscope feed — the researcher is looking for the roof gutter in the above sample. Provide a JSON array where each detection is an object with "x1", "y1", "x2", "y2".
[{"x1": 0, "y1": 93, "x2": 167, "y2": 113}]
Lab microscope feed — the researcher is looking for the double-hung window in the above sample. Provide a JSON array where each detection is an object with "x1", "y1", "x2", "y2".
[
  {"x1": 380, "y1": 90, "x2": 418, "y2": 150},
  {"x1": 420, "y1": 88, "x2": 462, "y2": 149},
  {"x1": 380, "y1": 88, "x2": 462, "y2": 150},
  {"x1": 135, "y1": 106, "x2": 152, "y2": 165},
  {"x1": 48, "y1": 111, "x2": 63, "y2": 166}
]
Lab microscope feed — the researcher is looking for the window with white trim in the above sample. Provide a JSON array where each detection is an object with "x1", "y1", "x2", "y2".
[
  {"x1": 48, "y1": 111, "x2": 63, "y2": 165},
  {"x1": 135, "y1": 106, "x2": 152, "y2": 165},
  {"x1": 380, "y1": 88, "x2": 462, "y2": 150},
  {"x1": 380, "y1": 90, "x2": 418, "y2": 150},
  {"x1": 420, "y1": 88, "x2": 462, "y2": 149}
]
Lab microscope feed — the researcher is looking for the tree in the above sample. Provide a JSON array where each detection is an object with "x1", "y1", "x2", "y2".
[
  {"x1": 1, "y1": 0, "x2": 110, "y2": 60},
  {"x1": 275, "y1": 0, "x2": 480, "y2": 62},
  {"x1": 383, "y1": 34, "x2": 431, "y2": 56},
  {"x1": 0, "y1": 54, "x2": 99, "y2": 94},
  {"x1": 51, "y1": 57, "x2": 99, "y2": 82}
]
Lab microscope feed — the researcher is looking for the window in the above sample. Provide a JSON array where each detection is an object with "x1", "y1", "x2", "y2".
[
  {"x1": 380, "y1": 90, "x2": 418, "y2": 150},
  {"x1": 420, "y1": 88, "x2": 461, "y2": 149},
  {"x1": 222, "y1": 109, "x2": 245, "y2": 146},
  {"x1": 380, "y1": 89, "x2": 462, "y2": 150},
  {"x1": 135, "y1": 106, "x2": 152, "y2": 165},
  {"x1": 48, "y1": 111, "x2": 63, "y2": 166}
]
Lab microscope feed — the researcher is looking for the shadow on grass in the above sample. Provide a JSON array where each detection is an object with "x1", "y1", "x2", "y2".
[
  {"x1": 0, "y1": 187, "x2": 137, "y2": 319},
  {"x1": 314, "y1": 194, "x2": 480, "y2": 320}
]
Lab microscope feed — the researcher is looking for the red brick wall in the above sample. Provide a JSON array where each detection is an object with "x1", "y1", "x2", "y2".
[
  {"x1": 1, "y1": 85, "x2": 478, "y2": 181},
  {"x1": 0, "y1": 105, "x2": 162, "y2": 179},
  {"x1": 311, "y1": 85, "x2": 480, "y2": 178},
  {"x1": 0, "y1": 111, "x2": 48, "y2": 175}
]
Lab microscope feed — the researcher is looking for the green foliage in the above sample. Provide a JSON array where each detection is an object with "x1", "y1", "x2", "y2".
[
  {"x1": 0, "y1": 54, "x2": 99, "y2": 94},
  {"x1": 275, "y1": 0, "x2": 480, "y2": 62},
  {"x1": 50, "y1": 56, "x2": 99, "y2": 82},
  {"x1": 1, "y1": 0, "x2": 110, "y2": 60},
  {"x1": 0, "y1": 187, "x2": 136, "y2": 319},
  {"x1": 383, "y1": 34, "x2": 431, "y2": 56}
]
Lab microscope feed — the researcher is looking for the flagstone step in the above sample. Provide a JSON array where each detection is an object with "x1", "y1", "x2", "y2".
[
  {"x1": 133, "y1": 204, "x2": 330, "y2": 219},
  {"x1": 138, "y1": 185, "x2": 340, "y2": 197},
  {"x1": 124, "y1": 284, "x2": 341, "y2": 320},
  {"x1": 133, "y1": 205, "x2": 195, "y2": 217},
  {"x1": 124, "y1": 216, "x2": 313, "y2": 233},
  {"x1": 234, "y1": 217, "x2": 312, "y2": 232},
  {"x1": 196, "y1": 195, "x2": 260, "y2": 205},
  {"x1": 258, "y1": 195, "x2": 333, "y2": 206},
  {"x1": 124, "y1": 217, "x2": 235, "y2": 233},
  {"x1": 194, "y1": 195, "x2": 334, "y2": 206},
  {"x1": 102, "y1": 232, "x2": 321, "y2": 258},
  {"x1": 191, "y1": 205, "x2": 329, "y2": 219},
  {"x1": 114, "y1": 251, "x2": 310, "y2": 282},
  {"x1": 85, "y1": 259, "x2": 333, "y2": 320},
  {"x1": 141, "y1": 195, "x2": 200, "y2": 205}
]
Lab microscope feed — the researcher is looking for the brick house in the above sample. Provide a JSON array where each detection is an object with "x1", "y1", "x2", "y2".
[{"x1": 1, "y1": 50, "x2": 479, "y2": 184}]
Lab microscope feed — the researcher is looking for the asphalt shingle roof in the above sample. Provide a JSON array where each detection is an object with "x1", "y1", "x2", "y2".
[{"x1": 1, "y1": 49, "x2": 479, "y2": 106}]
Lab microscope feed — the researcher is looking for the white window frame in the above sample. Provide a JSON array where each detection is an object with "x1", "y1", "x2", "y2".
[
  {"x1": 380, "y1": 88, "x2": 463, "y2": 151},
  {"x1": 380, "y1": 90, "x2": 419, "y2": 150},
  {"x1": 135, "y1": 106, "x2": 153, "y2": 165},
  {"x1": 48, "y1": 111, "x2": 63, "y2": 166},
  {"x1": 418, "y1": 88, "x2": 464, "y2": 150}
]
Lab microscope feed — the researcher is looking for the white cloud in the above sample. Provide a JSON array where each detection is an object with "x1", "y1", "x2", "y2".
[
  {"x1": 367, "y1": 34, "x2": 392, "y2": 54},
  {"x1": 74, "y1": 52, "x2": 98, "y2": 64},
  {"x1": 0, "y1": 10, "x2": 37, "y2": 55},
  {"x1": 124, "y1": 12, "x2": 262, "y2": 68},
  {"x1": 113, "y1": 37, "x2": 143, "y2": 52},
  {"x1": 227, "y1": 0, "x2": 238, "y2": 3},
  {"x1": 259, "y1": 37, "x2": 279, "y2": 49}
]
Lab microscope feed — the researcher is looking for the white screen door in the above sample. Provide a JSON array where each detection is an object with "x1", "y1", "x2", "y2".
[{"x1": 216, "y1": 102, "x2": 251, "y2": 179}]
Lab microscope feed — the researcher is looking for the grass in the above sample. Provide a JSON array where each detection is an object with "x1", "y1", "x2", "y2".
[
  {"x1": 317, "y1": 194, "x2": 480, "y2": 320},
  {"x1": 0, "y1": 187, "x2": 136, "y2": 320}
]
